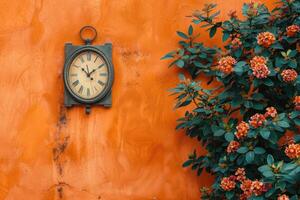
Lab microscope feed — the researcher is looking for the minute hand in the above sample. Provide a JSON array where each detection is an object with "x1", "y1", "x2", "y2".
[{"x1": 89, "y1": 63, "x2": 105, "y2": 75}]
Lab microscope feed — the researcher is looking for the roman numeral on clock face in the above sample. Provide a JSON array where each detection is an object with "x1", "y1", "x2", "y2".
[
  {"x1": 80, "y1": 56, "x2": 84, "y2": 63},
  {"x1": 97, "y1": 80, "x2": 105, "y2": 86},
  {"x1": 87, "y1": 88, "x2": 90, "y2": 97},
  {"x1": 78, "y1": 85, "x2": 83, "y2": 94},
  {"x1": 98, "y1": 63, "x2": 105, "y2": 69},
  {"x1": 94, "y1": 56, "x2": 99, "y2": 63},
  {"x1": 87, "y1": 52, "x2": 91, "y2": 61},
  {"x1": 72, "y1": 80, "x2": 79, "y2": 87}
]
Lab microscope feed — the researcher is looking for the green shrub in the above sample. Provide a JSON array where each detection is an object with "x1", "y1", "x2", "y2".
[{"x1": 163, "y1": 0, "x2": 300, "y2": 199}]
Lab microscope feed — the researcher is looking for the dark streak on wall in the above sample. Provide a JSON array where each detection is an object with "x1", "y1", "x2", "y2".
[{"x1": 52, "y1": 105, "x2": 68, "y2": 199}]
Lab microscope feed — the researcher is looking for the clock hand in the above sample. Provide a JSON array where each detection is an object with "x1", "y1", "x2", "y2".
[
  {"x1": 86, "y1": 65, "x2": 90, "y2": 75},
  {"x1": 81, "y1": 67, "x2": 89, "y2": 76},
  {"x1": 89, "y1": 63, "x2": 105, "y2": 76}
]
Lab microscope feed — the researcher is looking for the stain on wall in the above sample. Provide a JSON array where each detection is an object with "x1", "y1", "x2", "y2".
[{"x1": 0, "y1": 0, "x2": 274, "y2": 199}]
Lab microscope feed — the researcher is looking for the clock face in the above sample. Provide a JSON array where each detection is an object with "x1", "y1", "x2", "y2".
[{"x1": 67, "y1": 51, "x2": 109, "y2": 100}]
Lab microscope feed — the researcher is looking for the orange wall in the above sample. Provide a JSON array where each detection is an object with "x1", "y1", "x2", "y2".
[{"x1": 0, "y1": 0, "x2": 274, "y2": 199}]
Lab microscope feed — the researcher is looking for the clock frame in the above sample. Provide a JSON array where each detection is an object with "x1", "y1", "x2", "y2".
[{"x1": 63, "y1": 27, "x2": 114, "y2": 114}]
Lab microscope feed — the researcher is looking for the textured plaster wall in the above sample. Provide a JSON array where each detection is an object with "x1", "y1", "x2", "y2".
[{"x1": 0, "y1": 0, "x2": 273, "y2": 199}]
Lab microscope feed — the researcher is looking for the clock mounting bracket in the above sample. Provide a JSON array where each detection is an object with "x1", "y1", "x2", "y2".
[{"x1": 63, "y1": 26, "x2": 114, "y2": 114}]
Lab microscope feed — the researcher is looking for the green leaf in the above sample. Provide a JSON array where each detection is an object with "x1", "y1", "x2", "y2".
[
  {"x1": 209, "y1": 25, "x2": 217, "y2": 38},
  {"x1": 258, "y1": 165, "x2": 270, "y2": 173},
  {"x1": 265, "y1": 188, "x2": 276, "y2": 197},
  {"x1": 262, "y1": 170, "x2": 274, "y2": 178},
  {"x1": 275, "y1": 181, "x2": 286, "y2": 191},
  {"x1": 252, "y1": 93, "x2": 264, "y2": 100},
  {"x1": 282, "y1": 163, "x2": 297, "y2": 172},
  {"x1": 225, "y1": 132, "x2": 234, "y2": 142},
  {"x1": 237, "y1": 147, "x2": 248, "y2": 154},
  {"x1": 244, "y1": 101, "x2": 253, "y2": 108},
  {"x1": 225, "y1": 191, "x2": 234, "y2": 199},
  {"x1": 188, "y1": 25, "x2": 193, "y2": 35},
  {"x1": 254, "y1": 147, "x2": 266, "y2": 154},
  {"x1": 263, "y1": 78, "x2": 274, "y2": 86},
  {"x1": 253, "y1": 79, "x2": 260, "y2": 87},
  {"x1": 177, "y1": 31, "x2": 189, "y2": 39},
  {"x1": 277, "y1": 121, "x2": 290, "y2": 128},
  {"x1": 290, "y1": 111, "x2": 300, "y2": 119},
  {"x1": 161, "y1": 51, "x2": 175, "y2": 60},
  {"x1": 233, "y1": 48, "x2": 242, "y2": 58},
  {"x1": 267, "y1": 154, "x2": 274, "y2": 165},
  {"x1": 295, "y1": 135, "x2": 300, "y2": 143},
  {"x1": 290, "y1": 195, "x2": 299, "y2": 200},
  {"x1": 250, "y1": 196, "x2": 264, "y2": 200},
  {"x1": 176, "y1": 59, "x2": 185, "y2": 68},
  {"x1": 193, "y1": 19, "x2": 201, "y2": 24},
  {"x1": 294, "y1": 118, "x2": 300, "y2": 126},
  {"x1": 288, "y1": 60, "x2": 297, "y2": 68},
  {"x1": 231, "y1": 96, "x2": 242, "y2": 107},
  {"x1": 234, "y1": 61, "x2": 247, "y2": 75},
  {"x1": 236, "y1": 61, "x2": 247, "y2": 68},
  {"x1": 222, "y1": 31, "x2": 230, "y2": 42},
  {"x1": 178, "y1": 73, "x2": 185, "y2": 81},
  {"x1": 247, "y1": 130, "x2": 257, "y2": 138},
  {"x1": 182, "y1": 160, "x2": 193, "y2": 167},
  {"x1": 246, "y1": 151, "x2": 255, "y2": 163},
  {"x1": 252, "y1": 102, "x2": 265, "y2": 110},
  {"x1": 177, "y1": 99, "x2": 191, "y2": 107},
  {"x1": 281, "y1": 174, "x2": 296, "y2": 183},
  {"x1": 271, "y1": 42, "x2": 284, "y2": 50},
  {"x1": 281, "y1": 51, "x2": 287, "y2": 57},
  {"x1": 214, "y1": 129, "x2": 225, "y2": 136},
  {"x1": 254, "y1": 45, "x2": 263, "y2": 54},
  {"x1": 260, "y1": 129, "x2": 270, "y2": 140}
]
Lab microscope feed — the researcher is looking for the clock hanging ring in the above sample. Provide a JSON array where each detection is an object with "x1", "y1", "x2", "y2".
[{"x1": 79, "y1": 25, "x2": 97, "y2": 45}]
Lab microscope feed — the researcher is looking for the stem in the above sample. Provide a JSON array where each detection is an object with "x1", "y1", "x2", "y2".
[
  {"x1": 229, "y1": 107, "x2": 241, "y2": 115},
  {"x1": 189, "y1": 91, "x2": 199, "y2": 107}
]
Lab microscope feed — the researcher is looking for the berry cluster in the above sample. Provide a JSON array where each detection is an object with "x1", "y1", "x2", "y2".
[
  {"x1": 250, "y1": 56, "x2": 270, "y2": 79},
  {"x1": 257, "y1": 32, "x2": 276, "y2": 47},
  {"x1": 217, "y1": 56, "x2": 237, "y2": 74}
]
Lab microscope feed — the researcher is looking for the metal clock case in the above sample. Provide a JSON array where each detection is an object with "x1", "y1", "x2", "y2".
[{"x1": 63, "y1": 26, "x2": 114, "y2": 114}]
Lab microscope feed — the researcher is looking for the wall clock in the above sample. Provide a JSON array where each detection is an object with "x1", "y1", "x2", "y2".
[{"x1": 63, "y1": 26, "x2": 114, "y2": 114}]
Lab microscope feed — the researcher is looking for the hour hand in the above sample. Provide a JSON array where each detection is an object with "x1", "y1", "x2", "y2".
[{"x1": 81, "y1": 67, "x2": 88, "y2": 75}]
